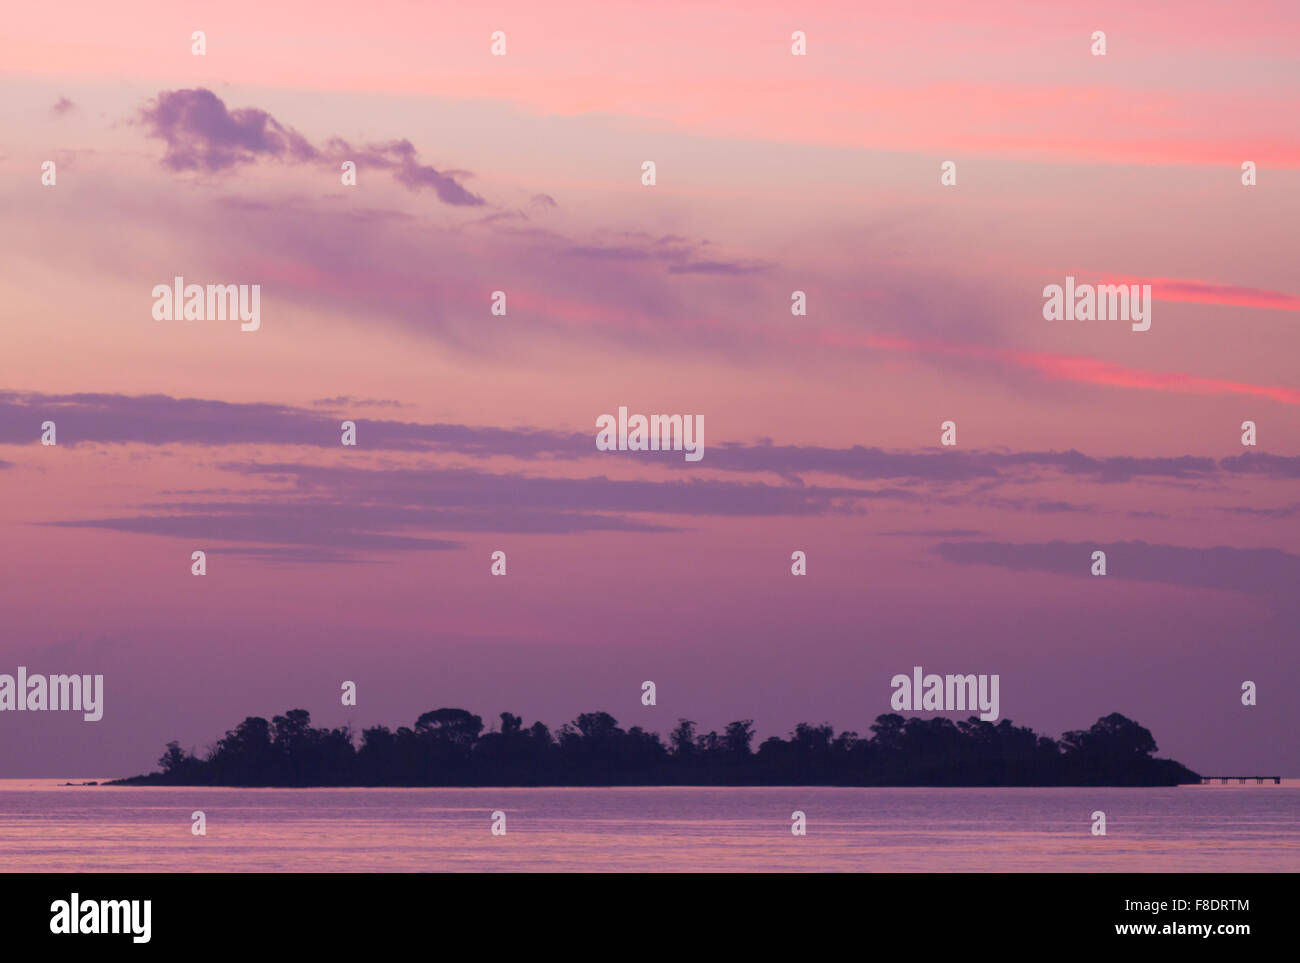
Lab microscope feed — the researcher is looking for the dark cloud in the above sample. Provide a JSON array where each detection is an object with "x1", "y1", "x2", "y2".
[
  {"x1": 692, "y1": 444, "x2": 1226, "y2": 486},
  {"x1": 470, "y1": 210, "x2": 529, "y2": 227},
  {"x1": 216, "y1": 462, "x2": 870, "y2": 518},
  {"x1": 562, "y1": 233, "x2": 769, "y2": 276},
  {"x1": 3, "y1": 391, "x2": 1293, "y2": 492},
  {"x1": 667, "y1": 260, "x2": 767, "y2": 276},
  {"x1": 995, "y1": 449, "x2": 1219, "y2": 482},
  {"x1": 310, "y1": 396, "x2": 407, "y2": 409},
  {"x1": 140, "y1": 88, "x2": 319, "y2": 171},
  {"x1": 933, "y1": 539, "x2": 1300, "y2": 596},
  {"x1": 140, "y1": 88, "x2": 482, "y2": 205},
  {"x1": 0, "y1": 391, "x2": 586, "y2": 457},
  {"x1": 876, "y1": 528, "x2": 985, "y2": 537},
  {"x1": 975, "y1": 495, "x2": 1093, "y2": 513},
  {"x1": 1219, "y1": 452, "x2": 1300, "y2": 478},
  {"x1": 206, "y1": 546, "x2": 379, "y2": 564},
  {"x1": 696, "y1": 443, "x2": 1000, "y2": 482},
  {"x1": 324, "y1": 137, "x2": 484, "y2": 206},
  {"x1": 45, "y1": 512, "x2": 463, "y2": 552},
  {"x1": 10, "y1": 388, "x2": 1298, "y2": 564},
  {"x1": 1216, "y1": 503, "x2": 1300, "y2": 518}
]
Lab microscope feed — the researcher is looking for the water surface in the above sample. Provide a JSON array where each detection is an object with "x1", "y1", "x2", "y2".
[{"x1": 1, "y1": 779, "x2": 1295, "y2": 872}]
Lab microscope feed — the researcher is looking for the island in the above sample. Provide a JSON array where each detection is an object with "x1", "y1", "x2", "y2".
[{"x1": 109, "y1": 708, "x2": 1201, "y2": 787}]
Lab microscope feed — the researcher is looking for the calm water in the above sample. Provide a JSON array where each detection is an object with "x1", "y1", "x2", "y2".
[{"x1": 1, "y1": 779, "x2": 1296, "y2": 872}]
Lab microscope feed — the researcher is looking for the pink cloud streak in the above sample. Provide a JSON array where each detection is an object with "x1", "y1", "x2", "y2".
[
  {"x1": 814, "y1": 332, "x2": 1300, "y2": 406},
  {"x1": 1094, "y1": 276, "x2": 1300, "y2": 312}
]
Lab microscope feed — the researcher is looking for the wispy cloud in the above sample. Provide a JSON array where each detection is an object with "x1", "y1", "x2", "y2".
[
  {"x1": 1094, "y1": 274, "x2": 1300, "y2": 313},
  {"x1": 561, "y1": 232, "x2": 769, "y2": 276},
  {"x1": 815, "y1": 332, "x2": 1300, "y2": 406},
  {"x1": 39, "y1": 461, "x2": 879, "y2": 560}
]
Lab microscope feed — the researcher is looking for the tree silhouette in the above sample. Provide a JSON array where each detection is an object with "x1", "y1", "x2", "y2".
[{"x1": 116, "y1": 709, "x2": 1200, "y2": 788}]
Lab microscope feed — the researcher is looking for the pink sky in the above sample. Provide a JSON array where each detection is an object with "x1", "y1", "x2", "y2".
[{"x1": 1, "y1": 1, "x2": 1297, "y2": 778}]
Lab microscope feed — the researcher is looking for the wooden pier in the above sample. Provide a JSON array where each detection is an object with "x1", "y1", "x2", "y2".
[{"x1": 1200, "y1": 776, "x2": 1281, "y2": 784}]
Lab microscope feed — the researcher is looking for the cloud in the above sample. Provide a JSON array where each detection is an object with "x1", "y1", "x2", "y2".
[
  {"x1": 140, "y1": 88, "x2": 482, "y2": 204},
  {"x1": 140, "y1": 88, "x2": 319, "y2": 171},
  {"x1": 324, "y1": 137, "x2": 484, "y2": 206},
  {"x1": 684, "y1": 442, "x2": 1219, "y2": 485},
  {"x1": 698, "y1": 442, "x2": 999, "y2": 483},
  {"x1": 207, "y1": 546, "x2": 380, "y2": 564},
  {"x1": 221, "y1": 461, "x2": 872, "y2": 517},
  {"x1": 1093, "y1": 274, "x2": 1300, "y2": 313},
  {"x1": 61, "y1": 162, "x2": 1293, "y2": 409},
  {"x1": 1215, "y1": 502, "x2": 1300, "y2": 519},
  {"x1": 974, "y1": 496, "x2": 1093, "y2": 513},
  {"x1": 667, "y1": 260, "x2": 767, "y2": 276},
  {"x1": 0, "y1": 391, "x2": 587, "y2": 457},
  {"x1": 45, "y1": 511, "x2": 465, "y2": 552},
  {"x1": 9, "y1": 389, "x2": 1296, "y2": 564},
  {"x1": 1219, "y1": 452, "x2": 1300, "y2": 478},
  {"x1": 2, "y1": 391, "x2": 1291, "y2": 491},
  {"x1": 38, "y1": 458, "x2": 884, "y2": 561},
  {"x1": 562, "y1": 233, "x2": 769, "y2": 276},
  {"x1": 1002, "y1": 450, "x2": 1218, "y2": 483},
  {"x1": 309, "y1": 396, "x2": 407, "y2": 409},
  {"x1": 933, "y1": 539, "x2": 1300, "y2": 596},
  {"x1": 816, "y1": 332, "x2": 1300, "y2": 406},
  {"x1": 876, "y1": 528, "x2": 985, "y2": 537}
]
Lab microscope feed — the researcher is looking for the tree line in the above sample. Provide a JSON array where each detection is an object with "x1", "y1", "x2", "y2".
[{"x1": 113, "y1": 707, "x2": 1201, "y2": 787}]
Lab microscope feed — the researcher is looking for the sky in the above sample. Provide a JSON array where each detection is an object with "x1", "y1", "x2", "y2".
[{"x1": 0, "y1": 0, "x2": 1297, "y2": 778}]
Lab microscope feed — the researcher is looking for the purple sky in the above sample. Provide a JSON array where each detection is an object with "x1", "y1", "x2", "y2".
[{"x1": 1, "y1": 1, "x2": 1297, "y2": 777}]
